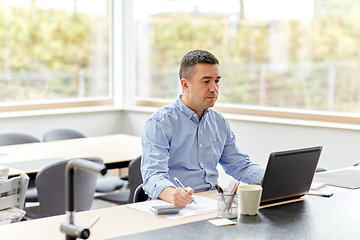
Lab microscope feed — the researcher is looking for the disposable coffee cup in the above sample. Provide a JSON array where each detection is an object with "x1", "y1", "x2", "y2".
[{"x1": 238, "y1": 185, "x2": 262, "y2": 216}]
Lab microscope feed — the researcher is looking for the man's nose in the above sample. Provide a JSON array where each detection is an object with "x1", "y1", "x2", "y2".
[{"x1": 209, "y1": 81, "x2": 218, "y2": 92}]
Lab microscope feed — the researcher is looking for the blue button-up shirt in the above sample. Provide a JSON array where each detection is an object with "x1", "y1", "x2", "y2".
[{"x1": 141, "y1": 96, "x2": 265, "y2": 199}]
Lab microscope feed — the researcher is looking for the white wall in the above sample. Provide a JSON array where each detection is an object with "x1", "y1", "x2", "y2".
[
  {"x1": 121, "y1": 110, "x2": 360, "y2": 169},
  {"x1": 0, "y1": 110, "x2": 123, "y2": 140},
  {"x1": 1, "y1": 109, "x2": 359, "y2": 186},
  {"x1": 228, "y1": 118, "x2": 360, "y2": 169},
  {"x1": 120, "y1": 110, "x2": 360, "y2": 186}
]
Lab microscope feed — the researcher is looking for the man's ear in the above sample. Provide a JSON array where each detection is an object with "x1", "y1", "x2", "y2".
[{"x1": 181, "y1": 78, "x2": 190, "y2": 92}]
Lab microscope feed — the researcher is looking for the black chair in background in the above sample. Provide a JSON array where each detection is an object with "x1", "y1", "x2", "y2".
[
  {"x1": 42, "y1": 128, "x2": 86, "y2": 142},
  {"x1": 0, "y1": 132, "x2": 41, "y2": 203},
  {"x1": 96, "y1": 156, "x2": 143, "y2": 205},
  {"x1": 133, "y1": 183, "x2": 149, "y2": 203},
  {"x1": 24, "y1": 157, "x2": 104, "y2": 219}
]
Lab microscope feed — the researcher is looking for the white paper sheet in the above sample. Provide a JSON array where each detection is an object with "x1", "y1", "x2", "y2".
[{"x1": 126, "y1": 195, "x2": 217, "y2": 219}]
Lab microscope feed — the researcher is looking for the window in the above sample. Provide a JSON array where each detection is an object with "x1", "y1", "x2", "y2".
[
  {"x1": 133, "y1": 0, "x2": 360, "y2": 120},
  {"x1": 0, "y1": 0, "x2": 110, "y2": 108}
]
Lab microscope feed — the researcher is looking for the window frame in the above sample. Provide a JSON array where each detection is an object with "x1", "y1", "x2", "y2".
[
  {"x1": 0, "y1": 0, "x2": 116, "y2": 113},
  {"x1": 135, "y1": 97, "x2": 360, "y2": 126},
  {"x1": 131, "y1": 1, "x2": 360, "y2": 127},
  {"x1": 2, "y1": 0, "x2": 360, "y2": 128}
]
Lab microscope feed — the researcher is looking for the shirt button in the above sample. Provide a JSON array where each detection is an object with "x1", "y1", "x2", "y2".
[
  {"x1": 201, "y1": 163, "x2": 204, "y2": 166},
  {"x1": 193, "y1": 114, "x2": 196, "y2": 117},
  {"x1": 200, "y1": 144, "x2": 202, "y2": 147}
]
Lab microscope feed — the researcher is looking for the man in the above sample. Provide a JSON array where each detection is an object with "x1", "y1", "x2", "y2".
[{"x1": 141, "y1": 50, "x2": 265, "y2": 208}]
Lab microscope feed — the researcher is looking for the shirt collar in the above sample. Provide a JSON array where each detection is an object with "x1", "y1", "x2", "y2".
[{"x1": 175, "y1": 95, "x2": 209, "y2": 120}]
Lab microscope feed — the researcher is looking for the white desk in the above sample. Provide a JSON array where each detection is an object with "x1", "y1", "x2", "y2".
[
  {"x1": 0, "y1": 134, "x2": 142, "y2": 176},
  {"x1": 0, "y1": 191, "x2": 216, "y2": 240}
]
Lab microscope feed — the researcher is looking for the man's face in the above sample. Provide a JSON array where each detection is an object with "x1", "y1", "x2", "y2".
[{"x1": 182, "y1": 63, "x2": 221, "y2": 116}]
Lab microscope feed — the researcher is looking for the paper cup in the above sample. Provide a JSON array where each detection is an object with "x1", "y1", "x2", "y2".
[{"x1": 238, "y1": 185, "x2": 262, "y2": 216}]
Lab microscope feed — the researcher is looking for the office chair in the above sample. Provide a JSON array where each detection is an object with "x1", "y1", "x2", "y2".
[
  {"x1": 133, "y1": 183, "x2": 149, "y2": 203},
  {"x1": 354, "y1": 160, "x2": 360, "y2": 167},
  {"x1": 24, "y1": 157, "x2": 104, "y2": 219},
  {"x1": 0, "y1": 132, "x2": 40, "y2": 204},
  {"x1": 96, "y1": 156, "x2": 143, "y2": 205},
  {"x1": 0, "y1": 132, "x2": 40, "y2": 147},
  {"x1": 41, "y1": 128, "x2": 126, "y2": 193},
  {"x1": 95, "y1": 176, "x2": 127, "y2": 193},
  {"x1": 42, "y1": 128, "x2": 86, "y2": 142},
  {"x1": 0, "y1": 172, "x2": 29, "y2": 222}
]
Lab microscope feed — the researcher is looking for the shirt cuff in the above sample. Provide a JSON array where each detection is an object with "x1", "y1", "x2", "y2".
[{"x1": 144, "y1": 177, "x2": 176, "y2": 199}]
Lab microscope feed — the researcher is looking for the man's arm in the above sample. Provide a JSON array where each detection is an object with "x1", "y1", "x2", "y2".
[
  {"x1": 220, "y1": 121, "x2": 265, "y2": 184},
  {"x1": 159, "y1": 186, "x2": 195, "y2": 208},
  {"x1": 141, "y1": 118, "x2": 175, "y2": 198},
  {"x1": 142, "y1": 111, "x2": 196, "y2": 207}
]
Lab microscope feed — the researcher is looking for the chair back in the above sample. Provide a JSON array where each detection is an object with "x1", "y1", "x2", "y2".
[
  {"x1": 0, "y1": 132, "x2": 40, "y2": 147},
  {"x1": 0, "y1": 172, "x2": 29, "y2": 211},
  {"x1": 133, "y1": 183, "x2": 148, "y2": 203},
  {"x1": 36, "y1": 157, "x2": 103, "y2": 218},
  {"x1": 127, "y1": 156, "x2": 143, "y2": 202},
  {"x1": 42, "y1": 128, "x2": 86, "y2": 142},
  {"x1": 95, "y1": 156, "x2": 143, "y2": 204}
]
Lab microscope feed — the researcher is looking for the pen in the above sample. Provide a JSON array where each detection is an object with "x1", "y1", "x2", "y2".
[
  {"x1": 174, "y1": 177, "x2": 197, "y2": 204},
  {"x1": 224, "y1": 182, "x2": 239, "y2": 212}
]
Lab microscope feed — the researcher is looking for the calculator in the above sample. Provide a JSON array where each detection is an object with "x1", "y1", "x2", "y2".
[{"x1": 150, "y1": 205, "x2": 182, "y2": 215}]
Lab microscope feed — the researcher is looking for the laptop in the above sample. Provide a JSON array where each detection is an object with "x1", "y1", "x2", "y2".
[{"x1": 260, "y1": 146, "x2": 322, "y2": 205}]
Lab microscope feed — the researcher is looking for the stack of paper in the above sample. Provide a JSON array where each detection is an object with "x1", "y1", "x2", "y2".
[{"x1": 127, "y1": 195, "x2": 217, "y2": 219}]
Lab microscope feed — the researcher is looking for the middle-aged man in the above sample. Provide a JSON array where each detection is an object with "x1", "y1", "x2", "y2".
[{"x1": 141, "y1": 49, "x2": 265, "y2": 208}]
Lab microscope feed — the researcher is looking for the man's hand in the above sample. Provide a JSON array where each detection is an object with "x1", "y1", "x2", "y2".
[
  {"x1": 172, "y1": 187, "x2": 194, "y2": 208},
  {"x1": 159, "y1": 186, "x2": 195, "y2": 208}
]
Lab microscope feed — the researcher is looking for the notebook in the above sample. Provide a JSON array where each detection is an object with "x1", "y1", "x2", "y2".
[{"x1": 260, "y1": 146, "x2": 323, "y2": 205}]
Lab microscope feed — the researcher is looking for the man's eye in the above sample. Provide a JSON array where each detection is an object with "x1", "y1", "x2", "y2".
[{"x1": 204, "y1": 81, "x2": 209, "y2": 83}]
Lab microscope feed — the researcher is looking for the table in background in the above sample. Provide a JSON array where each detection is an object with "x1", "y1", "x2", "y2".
[{"x1": 0, "y1": 134, "x2": 142, "y2": 176}]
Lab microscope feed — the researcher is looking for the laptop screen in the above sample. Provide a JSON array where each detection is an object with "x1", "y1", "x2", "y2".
[{"x1": 260, "y1": 146, "x2": 322, "y2": 205}]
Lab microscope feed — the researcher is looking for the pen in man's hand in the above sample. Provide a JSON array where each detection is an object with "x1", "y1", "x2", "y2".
[{"x1": 174, "y1": 177, "x2": 197, "y2": 204}]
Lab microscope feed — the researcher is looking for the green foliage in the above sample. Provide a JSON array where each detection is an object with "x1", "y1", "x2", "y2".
[
  {"x1": 143, "y1": 3, "x2": 360, "y2": 113},
  {"x1": 0, "y1": 5, "x2": 90, "y2": 71},
  {"x1": 0, "y1": 3, "x2": 109, "y2": 102}
]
